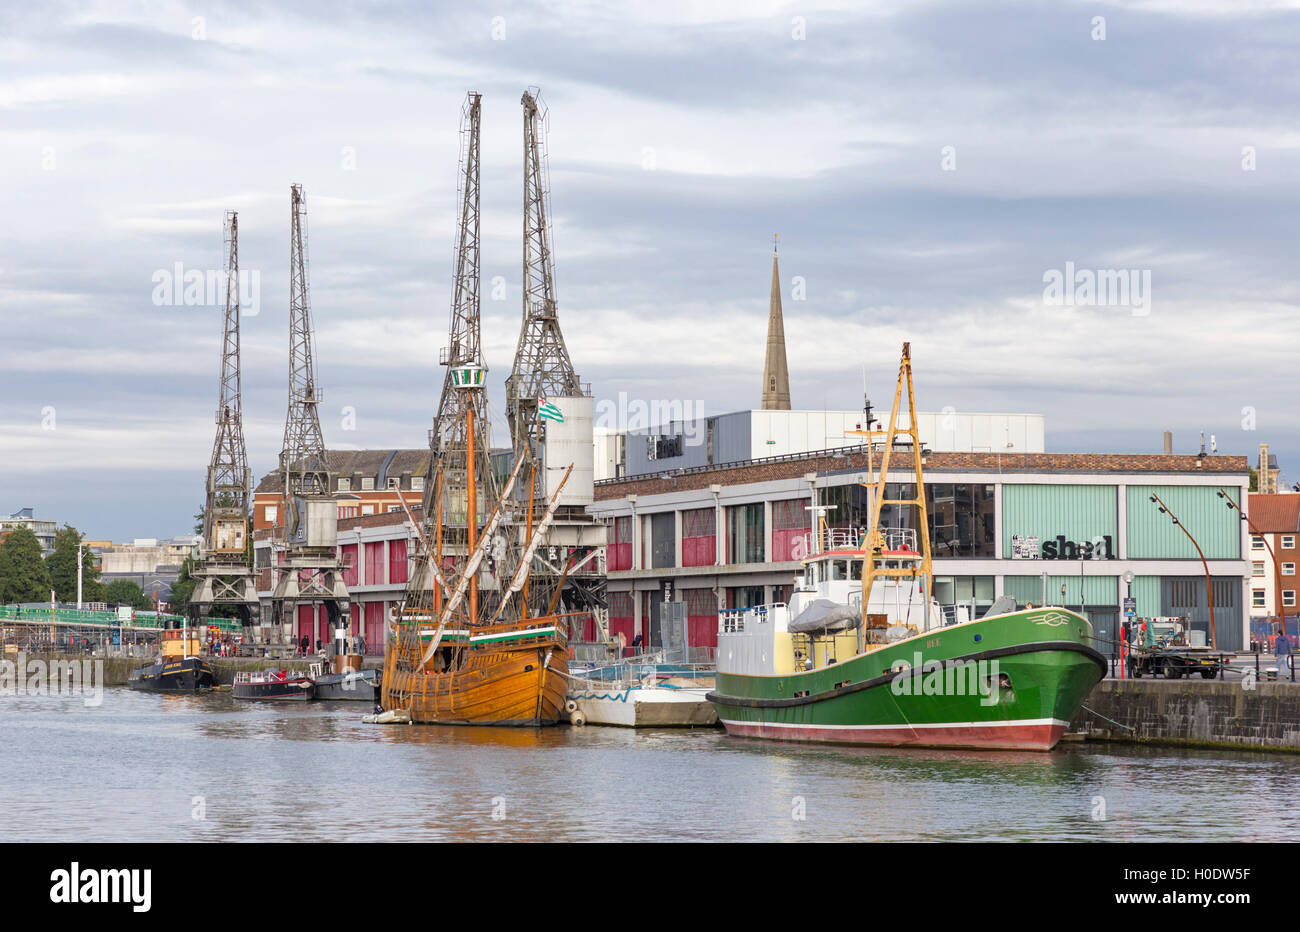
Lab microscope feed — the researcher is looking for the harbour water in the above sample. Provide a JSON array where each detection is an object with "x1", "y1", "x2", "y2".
[{"x1": 3, "y1": 687, "x2": 1298, "y2": 843}]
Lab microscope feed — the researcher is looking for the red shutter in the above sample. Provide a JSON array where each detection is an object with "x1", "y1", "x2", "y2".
[{"x1": 389, "y1": 539, "x2": 408, "y2": 584}]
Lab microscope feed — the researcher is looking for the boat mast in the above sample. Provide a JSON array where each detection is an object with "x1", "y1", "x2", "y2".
[{"x1": 855, "y1": 343, "x2": 934, "y2": 639}]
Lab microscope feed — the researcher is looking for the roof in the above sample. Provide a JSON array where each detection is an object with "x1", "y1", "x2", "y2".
[
  {"x1": 254, "y1": 449, "x2": 431, "y2": 494},
  {"x1": 595, "y1": 450, "x2": 1250, "y2": 501},
  {"x1": 1248, "y1": 493, "x2": 1300, "y2": 533}
]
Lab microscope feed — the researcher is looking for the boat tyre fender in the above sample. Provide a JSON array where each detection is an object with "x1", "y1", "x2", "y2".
[
  {"x1": 570, "y1": 709, "x2": 587, "y2": 727},
  {"x1": 564, "y1": 699, "x2": 578, "y2": 713}
]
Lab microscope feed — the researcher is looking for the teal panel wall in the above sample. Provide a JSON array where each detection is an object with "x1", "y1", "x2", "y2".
[
  {"x1": 1126, "y1": 485, "x2": 1241, "y2": 559},
  {"x1": 1003, "y1": 574, "x2": 1118, "y2": 606},
  {"x1": 1003, "y1": 575, "x2": 1047, "y2": 605},
  {"x1": 1002, "y1": 484, "x2": 1118, "y2": 559},
  {"x1": 1048, "y1": 575, "x2": 1118, "y2": 606},
  {"x1": 1129, "y1": 574, "x2": 1160, "y2": 618}
]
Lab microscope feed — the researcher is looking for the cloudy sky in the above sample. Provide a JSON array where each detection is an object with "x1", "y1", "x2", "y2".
[{"x1": 3, "y1": 0, "x2": 1299, "y2": 541}]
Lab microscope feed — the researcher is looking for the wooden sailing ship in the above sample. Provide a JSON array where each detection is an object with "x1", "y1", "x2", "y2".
[
  {"x1": 380, "y1": 92, "x2": 573, "y2": 725},
  {"x1": 380, "y1": 394, "x2": 572, "y2": 725}
]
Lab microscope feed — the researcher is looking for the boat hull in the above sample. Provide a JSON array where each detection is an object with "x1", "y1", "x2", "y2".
[
  {"x1": 570, "y1": 687, "x2": 718, "y2": 727},
  {"x1": 128, "y1": 657, "x2": 215, "y2": 692},
  {"x1": 709, "y1": 608, "x2": 1105, "y2": 752},
  {"x1": 311, "y1": 668, "x2": 379, "y2": 702},
  {"x1": 382, "y1": 621, "x2": 568, "y2": 726},
  {"x1": 233, "y1": 677, "x2": 312, "y2": 700}
]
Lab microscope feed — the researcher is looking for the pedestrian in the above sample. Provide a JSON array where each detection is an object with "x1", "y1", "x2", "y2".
[{"x1": 1276, "y1": 624, "x2": 1292, "y2": 677}]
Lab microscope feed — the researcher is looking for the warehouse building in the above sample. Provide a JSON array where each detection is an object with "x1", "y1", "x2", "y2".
[{"x1": 589, "y1": 448, "x2": 1252, "y2": 656}]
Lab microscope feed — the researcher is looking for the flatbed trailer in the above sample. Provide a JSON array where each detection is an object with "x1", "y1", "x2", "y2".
[{"x1": 1126, "y1": 647, "x2": 1230, "y2": 679}]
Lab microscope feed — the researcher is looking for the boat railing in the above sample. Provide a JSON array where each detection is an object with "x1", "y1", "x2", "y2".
[
  {"x1": 814, "y1": 526, "x2": 867, "y2": 552},
  {"x1": 869, "y1": 526, "x2": 918, "y2": 552}
]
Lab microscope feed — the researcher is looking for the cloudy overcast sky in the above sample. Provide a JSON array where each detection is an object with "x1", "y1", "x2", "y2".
[{"x1": 3, "y1": 0, "x2": 1299, "y2": 541}]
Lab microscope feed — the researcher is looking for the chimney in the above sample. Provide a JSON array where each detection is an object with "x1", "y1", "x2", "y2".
[{"x1": 1162, "y1": 431, "x2": 1172, "y2": 455}]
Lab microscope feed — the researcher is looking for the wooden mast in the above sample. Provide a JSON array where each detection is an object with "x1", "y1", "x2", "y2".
[{"x1": 467, "y1": 404, "x2": 477, "y2": 626}]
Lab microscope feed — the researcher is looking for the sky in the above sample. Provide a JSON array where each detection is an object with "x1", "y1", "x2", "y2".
[{"x1": 2, "y1": 0, "x2": 1299, "y2": 541}]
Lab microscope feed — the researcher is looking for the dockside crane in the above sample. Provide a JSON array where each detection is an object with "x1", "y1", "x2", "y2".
[
  {"x1": 405, "y1": 92, "x2": 503, "y2": 610},
  {"x1": 504, "y1": 88, "x2": 608, "y2": 647},
  {"x1": 268, "y1": 184, "x2": 350, "y2": 647},
  {"x1": 190, "y1": 211, "x2": 261, "y2": 632}
]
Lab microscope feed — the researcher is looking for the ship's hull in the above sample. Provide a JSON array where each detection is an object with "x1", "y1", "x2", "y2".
[
  {"x1": 709, "y1": 608, "x2": 1105, "y2": 751},
  {"x1": 232, "y1": 677, "x2": 312, "y2": 700},
  {"x1": 569, "y1": 685, "x2": 718, "y2": 727},
  {"x1": 311, "y1": 667, "x2": 379, "y2": 701},
  {"x1": 382, "y1": 622, "x2": 567, "y2": 726},
  {"x1": 128, "y1": 657, "x2": 215, "y2": 692}
]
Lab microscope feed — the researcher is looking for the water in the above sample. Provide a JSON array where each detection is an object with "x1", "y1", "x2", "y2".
[{"x1": 3, "y1": 687, "x2": 1298, "y2": 842}]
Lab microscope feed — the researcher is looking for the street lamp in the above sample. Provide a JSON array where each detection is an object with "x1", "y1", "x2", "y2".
[
  {"x1": 1218, "y1": 488, "x2": 1281, "y2": 651},
  {"x1": 1149, "y1": 492, "x2": 1216, "y2": 650}
]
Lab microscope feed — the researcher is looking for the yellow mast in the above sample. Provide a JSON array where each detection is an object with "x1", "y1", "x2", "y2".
[{"x1": 846, "y1": 343, "x2": 933, "y2": 645}]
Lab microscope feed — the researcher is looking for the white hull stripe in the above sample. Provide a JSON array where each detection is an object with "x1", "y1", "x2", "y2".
[{"x1": 719, "y1": 717, "x2": 1068, "y2": 731}]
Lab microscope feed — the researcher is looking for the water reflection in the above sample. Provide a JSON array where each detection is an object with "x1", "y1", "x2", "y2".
[{"x1": 2, "y1": 687, "x2": 1298, "y2": 842}]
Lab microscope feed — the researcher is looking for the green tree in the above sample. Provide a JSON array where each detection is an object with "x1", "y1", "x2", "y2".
[
  {"x1": 1249, "y1": 467, "x2": 1259, "y2": 492},
  {"x1": 0, "y1": 527, "x2": 53, "y2": 604},
  {"x1": 104, "y1": 578, "x2": 151, "y2": 610},
  {"x1": 170, "y1": 554, "x2": 197, "y2": 609},
  {"x1": 45, "y1": 525, "x2": 103, "y2": 603}
]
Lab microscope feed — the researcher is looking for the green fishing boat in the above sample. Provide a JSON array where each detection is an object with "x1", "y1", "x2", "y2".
[{"x1": 707, "y1": 344, "x2": 1106, "y2": 751}]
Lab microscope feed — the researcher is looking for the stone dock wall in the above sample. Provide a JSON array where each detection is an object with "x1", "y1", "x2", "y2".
[{"x1": 1070, "y1": 679, "x2": 1300, "y2": 752}]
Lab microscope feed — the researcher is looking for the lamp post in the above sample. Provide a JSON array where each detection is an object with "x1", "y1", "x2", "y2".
[
  {"x1": 1149, "y1": 492, "x2": 1216, "y2": 650},
  {"x1": 1122, "y1": 569, "x2": 1135, "y2": 674},
  {"x1": 1218, "y1": 488, "x2": 1282, "y2": 652}
]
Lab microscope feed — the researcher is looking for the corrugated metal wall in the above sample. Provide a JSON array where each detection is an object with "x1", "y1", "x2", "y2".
[
  {"x1": 1001, "y1": 484, "x2": 1118, "y2": 558},
  {"x1": 1002, "y1": 574, "x2": 1119, "y2": 606},
  {"x1": 1003, "y1": 575, "x2": 1047, "y2": 605},
  {"x1": 1125, "y1": 485, "x2": 1241, "y2": 559},
  {"x1": 1047, "y1": 575, "x2": 1118, "y2": 605},
  {"x1": 1130, "y1": 574, "x2": 1161, "y2": 618}
]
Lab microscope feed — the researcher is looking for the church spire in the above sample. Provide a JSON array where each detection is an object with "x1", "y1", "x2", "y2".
[{"x1": 760, "y1": 234, "x2": 791, "y2": 410}]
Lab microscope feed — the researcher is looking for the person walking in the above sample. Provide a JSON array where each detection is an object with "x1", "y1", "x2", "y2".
[{"x1": 1276, "y1": 623, "x2": 1292, "y2": 678}]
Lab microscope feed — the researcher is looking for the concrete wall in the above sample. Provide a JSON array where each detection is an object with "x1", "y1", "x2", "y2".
[{"x1": 1070, "y1": 678, "x2": 1300, "y2": 751}]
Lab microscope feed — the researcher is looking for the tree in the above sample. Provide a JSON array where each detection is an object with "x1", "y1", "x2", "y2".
[
  {"x1": 104, "y1": 579, "x2": 151, "y2": 611},
  {"x1": 46, "y1": 525, "x2": 104, "y2": 603},
  {"x1": 170, "y1": 554, "x2": 197, "y2": 610},
  {"x1": 0, "y1": 527, "x2": 53, "y2": 604}
]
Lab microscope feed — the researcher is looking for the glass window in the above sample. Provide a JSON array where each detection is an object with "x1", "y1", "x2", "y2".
[
  {"x1": 361, "y1": 477, "x2": 375, "y2": 491},
  {"x1": 832, "y1": 560, "x2": 847, "y2": 580},
  {"x1": 264, "y1": 505, "x2": 277, "y2": 523},
  {"x1": 411, "y1": 476, "x2": 425, "y2": 492},
  {"x1": 1284, "y1": 536, "x2": 1296, "y2": 550},
  {"x1": 1286, "y1": 591, "x2": 1297, "y2": 608},
  {"x1": 850, "y1": 561, "x2": 862, "y2": 580},
  {"x1": 1253, "y1": 590, "x2": 1267, "y2": 607},
  {"x1": 1252, "y1": 536, "x2": 1265, "y2": 549},
  {"x1": 819, "y1": 482, "x2": 995, "y2": 558},
  {"x1": 338, "y1": 478, "x2": 351, "y2": 492},
  {"x1": 1253, "y1": 562, "x2": 1266, "y2": 576},
  {"x1": 1285, "y1": 563, "x2": 1296, "y2": 576},
  {"x1": 726, "y1": 503, "x2": 765, "y2": 564}
]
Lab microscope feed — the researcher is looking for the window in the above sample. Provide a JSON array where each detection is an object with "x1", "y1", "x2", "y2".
[
  {"x1": 361, "y1": 505, "x2": 375, "y2": 516},
  {"x1": 1252, "y1": 535, "x2": 1265, "y2": 549},
  {"x1": 1286, "y1": 591, "x2": 1297, "y2": 608},
  {"x1": 264, "y1": 505, "x2": 277, "y2": 523},
  {"x1": 1284, "y1": 536, "x2": 1296, "y2": 550},
  {"x1": 726, "y1": 503, "x2": 765, "y2": 564},
  {"x1": 1285, "y1": 563, "x2": 1296, "y2": 576},
  {"x1": 1253, "y1": 590, "x2": 1267, "y2": 608},
  {"x1": 831, "y1": 560, "x2": 848, "y2": 581},
  {"x1": 411, "y1": 476, "x2": 425, "y2": 492},
  {"x1": 387, "y1": 477, "x2": 400, "y2": 490},
  {"x1": 387, "y1": 505, "x2": 401, "y2": 513},
  {"x1": 1253, "y1": 561, "x2": 1266, "y2": 576},
  {"x1": 361, "y1": 477, "x2": 375, "y2": 491},
  {"x1": 338, "y1": 478, "x2": 351, "y2": 492}
]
